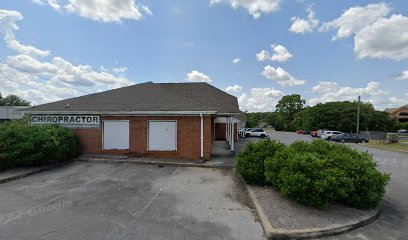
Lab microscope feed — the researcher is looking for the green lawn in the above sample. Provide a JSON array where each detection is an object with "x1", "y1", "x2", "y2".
[{"x1": 365, "y1": 141, "x2": 408, "y2": 152}]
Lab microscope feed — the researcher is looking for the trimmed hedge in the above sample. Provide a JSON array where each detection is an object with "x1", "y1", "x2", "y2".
[
  {"x1": 236, "y1": 140, "x2": 285, "y2": 185},
  {"x1": 237, "y1": 139, "x2": 390, "y2": 209},
  {"x1": 0, "y1": 121, "x2": 80, "y2": 170}
]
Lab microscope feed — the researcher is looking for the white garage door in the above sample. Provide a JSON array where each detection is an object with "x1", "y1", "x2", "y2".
[
  {"x1": 148, "y1": 121, "x2": 177, "y2": 151},
  {"x1": 103, "y1": 120, "x2": 129, "y2": 150}
]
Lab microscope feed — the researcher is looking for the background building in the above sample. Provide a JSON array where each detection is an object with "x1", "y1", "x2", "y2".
[{"x1": 385, "y1": 104, "x2": 408, "y2": 123}]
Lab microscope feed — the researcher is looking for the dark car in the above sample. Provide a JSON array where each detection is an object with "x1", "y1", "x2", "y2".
[{"x1": 331, "y1": 133, "x2": 369, "y2": 143}]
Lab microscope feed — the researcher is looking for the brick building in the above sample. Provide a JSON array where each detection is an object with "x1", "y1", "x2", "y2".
[
  {"x1": 24, "y1": 82, "x2": 241, "y2": 160},
  {"x1": 385, "y1": 104, "x2": 408, "y2": 123}
]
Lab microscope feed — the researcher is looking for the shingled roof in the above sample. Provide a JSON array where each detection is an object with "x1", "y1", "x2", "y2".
[{"x1": 25, "y1": 82, "x2": 240, "y2": 114}]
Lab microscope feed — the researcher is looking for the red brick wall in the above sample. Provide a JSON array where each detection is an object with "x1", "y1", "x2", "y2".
[
  {"x1": 72, "y1": 115, "x2": 212, "y2": 160},
  {"x1": 214, "y1": 123, "x2": 226, "y2": 140},
  {"x1": 214, "y1": 123, "x2": 238, "y2": 142}
]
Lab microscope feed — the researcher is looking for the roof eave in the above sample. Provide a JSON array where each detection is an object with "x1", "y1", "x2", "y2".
[{"x1": 23, "y1": 110, "x2": 218, "y2": 116}]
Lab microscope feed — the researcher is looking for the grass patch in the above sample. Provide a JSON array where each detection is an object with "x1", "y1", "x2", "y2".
[{"x1": 365, "y1": 141, "x2": 408, "y2": 152}]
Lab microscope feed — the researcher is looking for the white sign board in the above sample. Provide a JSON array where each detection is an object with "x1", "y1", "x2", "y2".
[{"x1": 31, "y1": 115, "x2": 100, "y2": 129}]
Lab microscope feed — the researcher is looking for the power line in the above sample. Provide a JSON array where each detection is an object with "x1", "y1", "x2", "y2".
[{"x1": 1, "y1": 61, "x2": 91, "y2": 95}]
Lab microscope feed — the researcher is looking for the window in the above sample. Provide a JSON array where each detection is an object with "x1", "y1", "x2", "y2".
[{"x1": 148, "y1": 121, "x2": 177, "y2": 151}]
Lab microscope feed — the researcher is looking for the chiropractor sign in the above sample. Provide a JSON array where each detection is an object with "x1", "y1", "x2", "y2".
[{"x1": 31, "y1": 115, "x2": 100, "y2": 129}]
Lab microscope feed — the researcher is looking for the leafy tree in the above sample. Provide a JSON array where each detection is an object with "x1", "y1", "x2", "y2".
[
  {"x1": 0, "y1": 93, "x2": 31, "y2": 106},
  {"x1": 291, "y1": 101, "x2": 396, "y2": 132},
  {"x1": 275, "y1": 94, "x2": 306, "y2": 130}
]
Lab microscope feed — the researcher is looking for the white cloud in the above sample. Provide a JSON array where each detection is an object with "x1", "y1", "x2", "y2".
[
  {"x1": 32, "y1": 0, "x2": 61, "y2": 11},
  {"x1": 232, "y1": 58, "x2": 241, "y2": 64},
  {"x1": 312, "y1": 81, "x2": 338, "y2": 93},
  {"x1": 389, "y1": 96, "x2": 406, "y2": 105},
  {"x1": 226, "y1": 85, "x2": 242, "y2": 93},
  {"x1": 394, "y1": 68, "x2": 408, "y2": 80},
  {"x1": 261, "y1": 65, "x2": 305, "y2": 86},
  {"x1": 319, "y1": 3, "x2": 408, "y2": 61},
  {"x1": 32, "y1": 0, "x2": 151, "y2": 23},
  {"x1": 186, "y1": 70, "x2": 212, "y2": 83},
  {"x1": 238, "y1": 88, "x2": 284, "y2": 112},
  {"x1": 256, "y1": 50, "x2": 269, "y2": 62},
  {"x1": 0, "y1": 9, "x2": 50, "y2": 57},
  {"x1": 354, "y1": 15, "x2": 408, "y2": 60},
  {"x1": 256, "y1": 44, "x2": 293, "y2": 62},
  {"x1": 209, "y1": 0, "x2": 280, "y2": 19},
  {"x1": 112, "y1": 66, "x2": 127, "y2": 73},
  {"x1": 0, "y1": 9, "x2": 132, "y2": 105},
  {"x1": 185, "y1": 41, "x2": 195, "y2": 47},
  {"x1": 290, "y1": 6, "x2": 319, "y2": 34},
  {"x1": 320, "y1": 3, "x2": 390, "y2": 40},
  {"x1": 4, "y1": 54, "x2": 130, "y2": 87},
  {"x1": 308, "y1": 81, "x2": 396, "y2": 109}
]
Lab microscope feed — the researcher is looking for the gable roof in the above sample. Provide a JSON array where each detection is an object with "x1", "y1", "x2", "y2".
[
  {"x1": 25, "y1": 82, "x2": 240, "y2": 114},
  {"x1": 385, "y1": 104, "x2": 408, "y2": 113}
]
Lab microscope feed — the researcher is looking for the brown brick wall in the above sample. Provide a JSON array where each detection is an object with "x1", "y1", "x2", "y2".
[
  {"x1": 214, "y1": 123, "x2": 238, "y2": 142},
  {"x1": 72, "y1": 115, "x2": 213, "y2": 160}
]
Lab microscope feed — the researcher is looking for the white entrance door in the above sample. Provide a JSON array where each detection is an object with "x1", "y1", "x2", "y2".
[
  {"x1": 103, "y1": 120, "x2": 129, "y2": 150},
  {"x1": 148, "y1": 121, "x2": 177, "y2": 151}
]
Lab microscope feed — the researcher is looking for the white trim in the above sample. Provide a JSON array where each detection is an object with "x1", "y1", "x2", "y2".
[
  {"x1": 102, "y1": 120, "x2": 130, "y2": 150},
  {"x1": 215, "y1": 113, "x2": 240, "y2": 116},
  {"x1": 147, "y1": 120, "x2": 177, "y2": 151},
  {"x1": 200, "y1": 113, "x2": 204, "y2": 159},
  {"x1": 230, "y1": 116, "x2": 235, "y2": 152},
  {"x1": 24, "y1": 111, "x2": 217, "y2": 115}
]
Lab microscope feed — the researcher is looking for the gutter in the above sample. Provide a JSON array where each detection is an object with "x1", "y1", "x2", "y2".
[{"x1": 22, "y1": 110, "x2": 217, "y2": 116}]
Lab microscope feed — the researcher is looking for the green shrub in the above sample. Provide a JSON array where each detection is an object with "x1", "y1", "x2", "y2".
[
  {"x1": 236, "y1": 139, "x2": 285, "y2": 185},
  {"x1": 0, "y1": 121, "x2": 80, "y2": 170},
  {"x1": 264, "y1": 140, "x2": 390, "y2": 209}
]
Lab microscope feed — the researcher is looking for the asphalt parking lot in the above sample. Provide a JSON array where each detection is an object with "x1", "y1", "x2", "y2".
[{"x1": 0, "y1": 162, "x2": 265, "y2": 240}]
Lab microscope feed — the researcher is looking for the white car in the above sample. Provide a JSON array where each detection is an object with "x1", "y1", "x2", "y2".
[
  {"x1": 245, "y1": 128, "x2": 268, "y2": 138},
  {"x1": 317, "y1": 129, "x2": 327, "y2": 138},
  {"x1": 321, "y1": 131, "x2": 343, "y2": 140}
]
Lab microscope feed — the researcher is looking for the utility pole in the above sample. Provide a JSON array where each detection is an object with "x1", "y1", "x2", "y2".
[{"x1": 356, "y1": 95, "x2": 360, "y2": 135}]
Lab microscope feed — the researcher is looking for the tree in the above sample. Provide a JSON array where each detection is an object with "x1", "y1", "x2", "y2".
[
  {"x1": 0, "y1": 93, "x2": 31, "y2": 106},
  {"x1": 275, "y1": 94, "x2": 306, "y2": 130},
  {"x1": 291, "y1": 101, "x2": 396, "y2": 132}
]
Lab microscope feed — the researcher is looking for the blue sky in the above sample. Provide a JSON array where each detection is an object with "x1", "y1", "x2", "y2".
[{"x1": 0, "y1": 0, "x2": 407, "y2": 111}]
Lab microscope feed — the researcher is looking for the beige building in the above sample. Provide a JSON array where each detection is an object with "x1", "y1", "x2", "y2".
[{"x1": 385, "y1": 104, "x2": 408, "y2": 122}]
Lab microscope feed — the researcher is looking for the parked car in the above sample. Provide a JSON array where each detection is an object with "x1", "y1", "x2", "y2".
[
  {"x1": 317, "y1": 130, "x2": 327, "y2": 138},
  {"x1": 245, "y1": 128, "x2": 268, "y2": 138},
  {"x1": 321, "y1": 131, "x2": 343, "y2": 140},
  {"x1": 331, "y1": 133, "x2": 369, "y2": 143},
  {"x1": 244, "y1": 128, "x2": 253, "y2": 135},
  {"x1": 397, "y1": 129, "x2": 408, "y2": 134}
]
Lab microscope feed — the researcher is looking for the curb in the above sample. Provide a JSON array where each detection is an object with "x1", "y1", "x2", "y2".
[
  {"x1": 76, "y1": 158, "x2": 234, "y2": 169},
  {"x1": 241, "y1": 181, "x2": 380, "y2": 239},
  {"x1": 0, "y1": 163, "x2": 67, "y2": 184}
]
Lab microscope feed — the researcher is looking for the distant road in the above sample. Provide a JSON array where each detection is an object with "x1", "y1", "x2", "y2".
[{"x1": 268, "y1": 131, "x2": 408, "y2": 240}]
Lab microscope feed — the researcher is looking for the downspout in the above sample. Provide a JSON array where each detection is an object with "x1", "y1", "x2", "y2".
[
  {"x1": 200, "y1": 113, "x2": 204, "y2": 160},
  {"x1": 231, "y1": 117, "x2": 235, "y2": 153}
]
